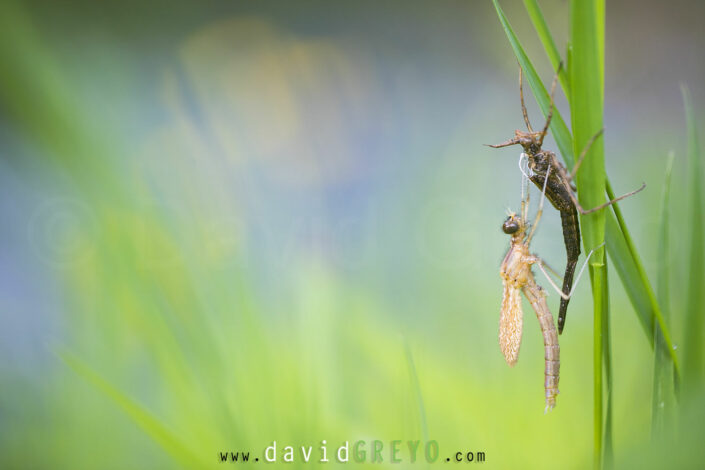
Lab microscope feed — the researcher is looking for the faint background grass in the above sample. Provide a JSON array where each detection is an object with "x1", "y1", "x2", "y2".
[{"x1": 0, "y1": 1, "x2": 704, "y2": 468}]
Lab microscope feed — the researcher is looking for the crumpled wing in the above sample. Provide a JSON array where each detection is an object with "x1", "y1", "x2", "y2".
[{"x1": 499, "y1": 280, "x2": 523, "y2": 366}]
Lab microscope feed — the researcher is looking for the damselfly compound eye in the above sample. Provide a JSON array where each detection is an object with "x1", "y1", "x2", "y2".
[{"x1": 502, "y1": 217, "x2": 520, "y2": 234}]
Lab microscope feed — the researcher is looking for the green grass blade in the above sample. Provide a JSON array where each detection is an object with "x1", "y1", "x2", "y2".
[
  {"x1": 605, "y1": 183, "x2": 681, "y2": 377},
  {"x1": 652, "y1": 152, "x2": 676, "y2": 438},
  {"x1": 595, "y1": 0, "x2": 605, "y2": 94},
  {"x1": 590, "y1": 265, "x2": 605, "y2": 469},
  {"x1": 569, "y1": 2, "x2": 607, "y2": 467},
  {"x1": 491, "y1": 0, "x2": 574, "y2": 164},
  {"x1": 604, "y1": 214, "x2": 651, "y2": 336},
  {"x1": 522, "y1": 0, "x2": 571, "y2": 98},
  {"x1": 570, "y1": 0, "x2": 606, "y2": 263},
  {"x1": 59, "y1": 351, "x2": 206, "y2": 468},
  {"x1": 682, "y1": 85, "x2": 705, "y2": 392},
  {"x1": 404, "y1": 341, "x2": 430, "y2": 447},
  {"x1": 0, "y1": 1, "x2": 120, "y2": 197},
  {"x1": 601, "y1": 261, "x2": 613, "y2": 468},
  {"x1": 565, "y1": 41, "x2": 573, "y2": 86}
]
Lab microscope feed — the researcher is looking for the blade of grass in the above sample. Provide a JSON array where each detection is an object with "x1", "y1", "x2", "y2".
[
  {"x1": 492, "y1": 0, "x2": 574, "y2": 163},
  {"x1": 606, "y1": 182, "x2": 681, "y2": 378},
  {"x1": 603, "y1": 216, "x2": 651, "y2": 336},
  {"x1": 0, "y1": 1, "x2": 121, "y2": 197},
  {"x1": 59, "y1": 350, "x2": 206, "y2": 468},
  {"x1": 569, "y1": 2, "x2": 607, "y2": 467},
  {"x1": 602, "y1": 260, "x2": 613, "y2": 468},
  {"x1": 682, "y1": 85, "x2": 705, "y2": 392},
  {"x1": 652, "y1": 152, "x2": 676, "y2": 438},
  {"x1": 404, "y1": 341, "x2": 430, "y2": 453},
  {"x1": 570, "y1": 0, "x2": 606, "y2": 261},
  {"x1": 595, "y1": 0, "x2": 605, "y2": 94},
  {"x1": 522, "y1": 0, "x2": 571, "y2": 98},
  {"x1": 590, "y1": 265, "x2": 605, "y2": 469}
]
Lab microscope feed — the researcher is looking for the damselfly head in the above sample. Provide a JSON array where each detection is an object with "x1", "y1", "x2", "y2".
[{"x1": 502, "y1": 214, "x2": 521, "y2": 235}]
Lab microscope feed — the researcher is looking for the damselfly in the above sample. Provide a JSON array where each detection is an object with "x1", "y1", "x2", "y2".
[{"x1": 499, "y1": 164, "x2": 598, "y2": 412}]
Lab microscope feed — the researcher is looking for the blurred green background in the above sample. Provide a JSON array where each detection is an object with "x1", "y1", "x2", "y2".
[{"x1": 1, "y1": 0, "x2": 704, "y2": 468}]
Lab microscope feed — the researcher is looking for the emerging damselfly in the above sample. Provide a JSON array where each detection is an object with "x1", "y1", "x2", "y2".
[{"x1": 499, "y1": 164, "x2": 598, "y2": 412}]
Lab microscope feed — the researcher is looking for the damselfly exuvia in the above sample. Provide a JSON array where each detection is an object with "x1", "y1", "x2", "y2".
[{"x1": 490, "y1": 64, "x2": 645, "y2": 334}]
